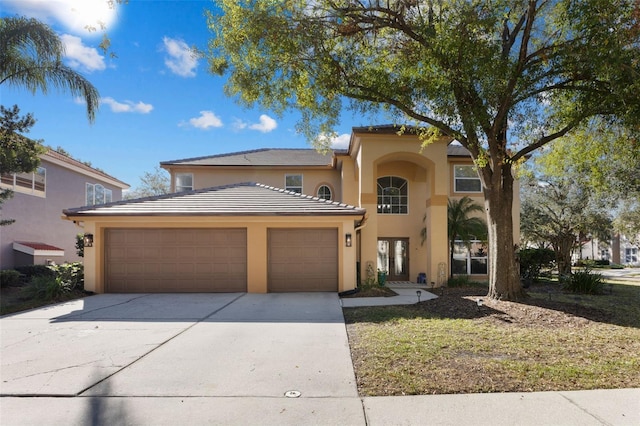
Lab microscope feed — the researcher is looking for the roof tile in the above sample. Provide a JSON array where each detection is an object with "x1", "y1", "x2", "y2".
[
  {"x1": 161, "y1": 148, "x2": 334, "y2": 167},
  {"x1": 64, "y1": 182, "x2": 366, "y2": 217}
]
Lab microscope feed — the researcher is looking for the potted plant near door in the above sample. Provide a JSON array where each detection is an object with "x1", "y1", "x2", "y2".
[{"x1": 377, "y1": 269, "x2": 388, "y2": 286}]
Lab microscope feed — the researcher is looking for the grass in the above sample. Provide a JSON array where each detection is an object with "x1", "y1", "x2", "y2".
[{"x1": 344, "y1": 280, "x2": 640, "y2": 395}]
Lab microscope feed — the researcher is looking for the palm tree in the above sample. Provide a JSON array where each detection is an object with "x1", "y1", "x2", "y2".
[
  {"x1": 448, "y1": 196, "x2": 487, "y2": 279},
  {"x1": 0, "y1": 16, "x2": 99, "y2": 122}
]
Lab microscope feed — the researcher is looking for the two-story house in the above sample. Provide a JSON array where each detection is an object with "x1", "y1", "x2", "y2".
[
  {"x1": 1, "y1": 149, "x2": 129, "y2": 269},
  {"x1": 64, "y1": 125, "x2": 520, "y2": 294}
]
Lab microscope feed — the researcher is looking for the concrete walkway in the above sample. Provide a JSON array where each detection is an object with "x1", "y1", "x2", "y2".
[
  {"x1": 341, "y1": 284, "x2": 439, "y2": 307},
  {"x1": 1, "y1": 291, "x2": 638, "y2": 425}
]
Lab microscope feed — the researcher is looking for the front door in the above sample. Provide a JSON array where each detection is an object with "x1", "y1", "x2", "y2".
[{"x1": 377, "y1": 238, "x2": 409, "y2": 281}]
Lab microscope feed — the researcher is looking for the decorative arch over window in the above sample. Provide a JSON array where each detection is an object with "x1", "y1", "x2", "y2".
[
  {"x1": 316, "y1": 184, "x2": 333, "y2": 200},
  {"x1": 377, "y1": 176, "x2": 408, "y2": 214}
]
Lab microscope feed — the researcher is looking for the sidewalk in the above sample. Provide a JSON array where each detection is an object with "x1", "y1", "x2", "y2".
[{"x1": 3, "y1": 388, "x2": 638, "y2": 425}]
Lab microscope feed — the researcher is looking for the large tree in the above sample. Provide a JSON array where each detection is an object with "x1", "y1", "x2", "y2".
[
  {"x1": 520, "y1": 176, "x2": 612, "y2": 275},
  {"x1": 537, "y1": 119, "x2": 640, "y2": 202},
  {"x1": 0, "y1": 16, "x2": 100, "y2": 122},
  {"x1": 124, "y1": 167, "x2": 171, "y2": 199},
  {"x1": 207, "y1": 0, "x2": 640, "y2": 300},
  {"x1": 0, "y1": 105, "x2": 46, "y2": 225}
]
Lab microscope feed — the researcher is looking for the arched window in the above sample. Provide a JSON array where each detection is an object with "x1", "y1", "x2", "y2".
[
  {"x1": 377, "y1": 176, "x2": 408, "y2": 214},
  {"x1": 317, "y1": 184, "x2": 332, "y2": 200}
]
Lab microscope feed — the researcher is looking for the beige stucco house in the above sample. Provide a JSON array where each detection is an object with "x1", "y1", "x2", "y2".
[
  {"x1": 64, "y1": 125, "x2": 520, "y2": 294},
  {"x1": 1, "y1": 149, "x2": 129, "y2": 269}
]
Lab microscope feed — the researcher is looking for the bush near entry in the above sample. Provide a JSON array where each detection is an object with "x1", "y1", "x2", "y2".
[{"x1": 519, "y1": 248, "x2": 555, "y2": 287}]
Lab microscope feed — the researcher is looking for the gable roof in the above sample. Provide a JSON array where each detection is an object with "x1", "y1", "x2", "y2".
[
  {"x1": 63, "y1": 182, "x2": 366, "y2": 217},
  {"x1": 160, "y1": 148, "x2": 334, "y2": 167},
  {"x1": 447, "y1": 144, "x2": 472, "y2": 157}
]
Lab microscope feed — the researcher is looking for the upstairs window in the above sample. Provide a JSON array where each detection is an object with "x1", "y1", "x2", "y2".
[
  {"x1": 454, "y1": 165, "x2": 482, "y2": 192},
  {"x1": 317, "y1": 184, "x2": 332, "y2": 200},
  {"x1": 86, "y1": 183, "x2": 112, "y2": 205},
  {"x1": 285, "y1": 174, "x2": 303, "y2": 193},
  {"x1": 175, "y1": 173, "x2": 193, "y2": 192},
  {"x1": 377, "y1": 176, "x2": 408, "y2": 214},
  {"x1": 0, "y1": 167, "x2": 46, "y2": 196}
]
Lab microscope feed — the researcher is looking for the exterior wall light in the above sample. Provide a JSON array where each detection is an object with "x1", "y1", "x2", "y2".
[
  {"x1": 83, "y1": 233, "x2": 94, "y2": 248},
  {"x1": 345, "y1": 233, "x2": 352, "y2": 247}
]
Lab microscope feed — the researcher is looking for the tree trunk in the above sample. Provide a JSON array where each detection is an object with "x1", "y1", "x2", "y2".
[
  {"x1": 555, "y1": 234, "x2": 574, "y2": 276},
  {"x1": 484, "y1": 164, "x2": 526, "y2": 301}
]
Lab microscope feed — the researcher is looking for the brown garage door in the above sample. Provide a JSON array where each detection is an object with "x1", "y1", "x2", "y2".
[
  {"x1": 268, "y1": 228, "x2": 338, "y2": 292},
  {"x1": 105, "y1": 228, "x2": 247, "y2": 292}
]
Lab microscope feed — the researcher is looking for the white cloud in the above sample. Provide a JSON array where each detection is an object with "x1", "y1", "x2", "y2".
[
  {"x1": 101, "y1": 97, "x2": 153, "y2": 114},
  {"x1": 181, "y1": 111, "x2": 223, "y2": 129},
  {"x1": 232, "y1": 118, "x2": 248, "y2": 131},
  {"x1": 248, "y1": 114, "x2": 278, "y2": 133},
  {"x1": 330, "y1": 133, "x2": 351, "y2": 149},
  {"x1": 60, "y1": 34, "x2": 105, "y2": 72},
  {"x1": 2, "y1": 0, "x2": 119, "y2": 36},
  {"x1": 162, "y1": 37, "x2": 198, "y2": 77},
  {"x1": 315, "y1": 133, "x2": 351, "y2": 149}
]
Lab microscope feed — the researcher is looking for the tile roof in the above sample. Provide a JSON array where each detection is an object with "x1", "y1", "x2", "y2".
[
  {"x1": 447, "y1": 144, "x2": 472, "y2": 157},
  {"x1": 15, "y1": 242, "x2": 64, "y2": 251},
  {"x1": 63, "y1": 182, "x2": 366, "y2": 217},
  {"x1": 160, "y1": 148, "x2": 334, "y2": 167}
]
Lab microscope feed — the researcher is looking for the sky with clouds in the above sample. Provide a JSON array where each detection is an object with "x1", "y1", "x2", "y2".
[{"x1": 1, "y1": 0, "x2": 365, "y2": 190}]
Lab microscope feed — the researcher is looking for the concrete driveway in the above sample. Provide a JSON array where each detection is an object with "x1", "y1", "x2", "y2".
[
  {"x1": 3, "y1": 292, "x2": 638, "y2": 426},
  {"x1": 1, "y1": 293, "x2": 364, "y2": 425}
]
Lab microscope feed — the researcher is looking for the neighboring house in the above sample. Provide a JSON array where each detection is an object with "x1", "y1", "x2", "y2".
[
  {"x1": 64, "y1": 125, "x2": 520, "y2": 294},
  {"x1": 1, "y1": 149, "x2": 129, "y2": 269},
  {"x1": 576, "y1": 234, "x2": 640, "y2": 266}
]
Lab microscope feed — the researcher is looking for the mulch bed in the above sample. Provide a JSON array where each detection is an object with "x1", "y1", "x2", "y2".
[{"x1": 412, "y1": 285, "x2": 612, "y2": 327}]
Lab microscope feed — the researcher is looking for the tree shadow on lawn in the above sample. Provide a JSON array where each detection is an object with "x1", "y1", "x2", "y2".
[{"x1": 345, "y1": 284, "x2": 639, "y2": 329}]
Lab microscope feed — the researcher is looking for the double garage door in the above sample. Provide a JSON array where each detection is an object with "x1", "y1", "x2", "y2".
[{"x1": 105, "y1": 228, "x2": 338, "y2": 293}]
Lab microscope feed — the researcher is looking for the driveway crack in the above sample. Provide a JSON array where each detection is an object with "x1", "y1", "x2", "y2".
[
  {"x1": 75, "y1": 293, "x2": 246, "y2": 397},
  {"x1": 559, "y1": 392, "x2": 612, "y2": 426}
]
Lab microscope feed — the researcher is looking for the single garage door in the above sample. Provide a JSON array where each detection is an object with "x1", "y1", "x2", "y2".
[
  {"x1": 105, "y1": 228, "x2": 247, "y2": 292},
  {"x1": 268, "y1": 228, "x2": 338, "y2": 292}
]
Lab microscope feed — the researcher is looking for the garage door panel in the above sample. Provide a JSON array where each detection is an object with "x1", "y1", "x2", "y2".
[
  {"x1": 268, "y1": 228, "x2": 338, "y2": 292},
  {"x1": 105, "y1": 228, "x2": 247, "y2": 293}
]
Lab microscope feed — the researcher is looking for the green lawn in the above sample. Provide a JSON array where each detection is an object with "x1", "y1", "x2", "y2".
[{"x1": 344, "y1": 281, "x2": 640, "y2": 395}]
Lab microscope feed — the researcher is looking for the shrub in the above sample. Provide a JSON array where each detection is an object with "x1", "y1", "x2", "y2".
[
  {"x1": 1, "y1": 270, "x2": 22, "y2": 288},
  {"x1": 519, "y1": 248, "x2": 555, "y2": 286},
  {"x1": 14, "y1": 265, "x2": 55, "y2": 281},
  {"x1": 75, "y1": 233, "x2": 84, "y2": 257},
  {"x1": 448, "y1": 275, "x2": 470, "y2": 287},
  {"x1": 23, "y1": 275, "x2": 72, "y2": 300},
  {"x1": 562, "y1": 269, "x2": 604, "y2": 295},
  {"x1": 49, "y1": 262, "x2": 84, "y2": 291}
]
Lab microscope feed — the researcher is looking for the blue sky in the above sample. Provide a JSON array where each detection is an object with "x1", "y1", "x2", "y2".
[{"x1": 1, "y1": 0, "x2": 362, "y2": 190}]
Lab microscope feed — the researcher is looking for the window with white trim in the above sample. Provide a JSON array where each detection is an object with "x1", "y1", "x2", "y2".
[
  {"x1": 454, "y1": 165, "x2": 482, "y2": 192},
  {"x1": 625, "y1": 248, "x2": 638, "y2": 264},
  {"x1": 0, "y1": 167, "x2": 46, "y2": 196},
  {"x1": 317, "y1": 184, "x2": 332, "y2": 200},
  {"x1": 452, "y1": 240, "x2": 488, "y2": 275},
  {"x1": 377, "y1": 176, "x2": 408, "y2": 214},
  {"x1": 175, "y1": 173, "x2": 193, "y2": 192},
  {"x1": 285, "y1": 174, "x2": 303, "y2": 193},
  {"x1": 86, "y1": 183, "x2": 112, "y2": 205}
]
